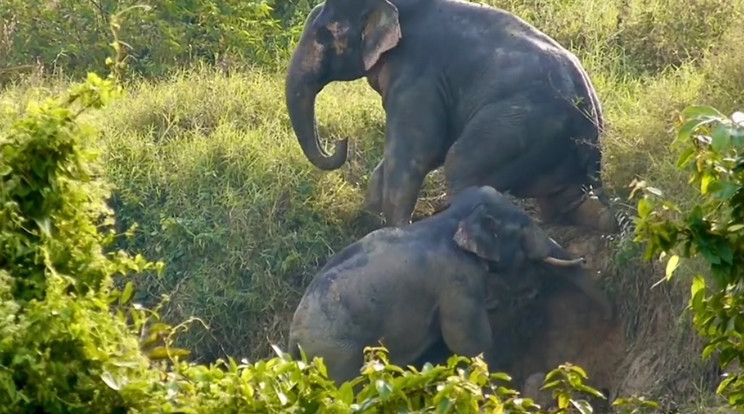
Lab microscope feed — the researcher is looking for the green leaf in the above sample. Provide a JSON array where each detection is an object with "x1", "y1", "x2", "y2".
[
  {"x1": 680, "y1": 105, "x2": 726, "y2": 121},
  {"x1": 729, "y1": 224, "x2": 744, "y2": 232},
  {"x1": 436, "y1": 398, "x2": 453, "y2": 414},
  {"x1": 701, "y1": 173, "x2": 715, "y2": 194},
  {"x1": 119, "y1": 281, "x2": 134, "y2": 305},
  {"x1": 665, "y1": 255, "x2": 681, "y2": 281},
  {"x1": 676, "y1": 117, "x2": 717, "y2": 145},
  {"x1": 375, "y1": 379, "x2": 393, "y2": 399},
  {"x1": 338, "y1": 381, "x2": 355, "y2": 404},
  {"x1": 637, "y1": 198, "x2": 653, "y2": 218},
  {"x1": 717, "y1": 374, "x2": 738, "y2": 394},
  {"x1": 711, "y1": 123, "x2": 733, "y2": 153},
  {"x1": 100, "y1": 371, "x2": 121, "y2": 391},
  {"x1": 148, "y1": 346, "x2": 191, "y2": 360},
  {"x1": 690, "y1": 275, "x2": 707, "y2": 311},
  {"x1": 676, "y1": 146, "x2": 697, "y2": 168}
]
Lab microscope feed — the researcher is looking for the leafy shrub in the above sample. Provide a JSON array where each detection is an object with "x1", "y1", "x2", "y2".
[{"x1": 634, "y1": 105, "x2": 744, "y2": 406}]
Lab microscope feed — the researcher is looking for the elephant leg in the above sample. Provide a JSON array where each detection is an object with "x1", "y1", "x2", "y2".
[
  {"x1": 379, "y1": 84, "x2": 448, "y2": 227},
  {"x1": 322, "y1": 345, "x2": 365, "y2": 387},
  {"x1": 442, "y1": 99, "x2": 569, "y2": 200},
  {"x1": 381, "y1": 156, "x2": 430, "y2": 227},
  {"x1": 363, "y1": 159, "x2": 385, "y2": 215},
  {"x1": 535, "y1": 183, "x2": 620, "y2": 234},
  {"x1": 439, "y1": 291, "x2": 504, "y2": 371}
]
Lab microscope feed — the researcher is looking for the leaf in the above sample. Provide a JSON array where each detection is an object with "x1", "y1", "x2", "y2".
[
  {"x1": 728, "y1": 224, "x2": 744, "y2": 232},
  {"x1": 570, "y1": 399, "x2": 595, "y2": 414},
  {"x1": 717, "y1": 374, "x2": 737, "y2": 394},
  {"x1": 119, "y1": 281, "x2": 134, "y2": 305},
  {"x1": 375, "y1": 379, "x2": 393, "y2": 399},
  {"x1": 680, "y1": 105, "x2": 726, "y2": 121},
  {"x1": 338, "y1": 381, "x2": 355, "y2": 404},
  {"x1": 34, "y1": 217, "x2": 51, "y2": 237},
  {"x1": 711, "y1": 123, "x2": 732, "y2": 153},
  {"x1": 100, "y1": 371, "x2": 121, "y2": 391},
  {"x1": 676, "y1": 146, "x2": 697, "y2": 168},
  {"x1": 701, "y1": 173, "x2": 715, "y2": 195},
  {"x1": 148, "y1": 346, "x2": 191, "y2": 360},
  {"x1": 637, "y1": 198, "x2": 653, "y2": 218},
  {"x1": 436, "y1": 398, "x2": 453, "y2": 414},
  {"x1": 690, "y1": 276, "x2": 707, "y2": 311},
  {"x1": 665, "y1": 255, "x2": 681, "y2": 281},
  {"x1": 676, "y1": 116, "x2": 719, "y2": 145}
]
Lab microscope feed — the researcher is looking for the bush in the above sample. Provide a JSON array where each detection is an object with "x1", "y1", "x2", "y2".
[{"x1": 634, "y1": 105, "x2": 744, "y2": 406}]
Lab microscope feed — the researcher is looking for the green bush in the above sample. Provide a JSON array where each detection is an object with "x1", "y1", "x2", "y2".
[{"x1": 634, "y1": 105, "x2": 744, "y2": 407}]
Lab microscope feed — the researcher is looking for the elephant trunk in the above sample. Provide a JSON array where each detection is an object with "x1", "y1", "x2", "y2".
[
  {"x1": 285, "y1": 23, "x2": 348, "y2": 171},
  {"x1": 522, "y1": 224, "x2": 613, "y2": 320}
]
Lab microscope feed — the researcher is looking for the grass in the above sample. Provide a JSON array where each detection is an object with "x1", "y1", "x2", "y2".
[{"x1": 2, "y1": 0, "x2": 744, "y2": 407}]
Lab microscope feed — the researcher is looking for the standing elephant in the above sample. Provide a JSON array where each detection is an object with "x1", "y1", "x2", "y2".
[
  {"x1": 285, "y1": 0, "x2": 621, "y2": 233},
  {"x1": 287, "y1": 185, "x2": 613, "y2": 386}
]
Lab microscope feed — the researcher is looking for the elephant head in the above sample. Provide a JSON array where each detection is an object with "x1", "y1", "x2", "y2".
[
  {"x1": 285, "y1": 0, "x2": 402, "y2": 170},
  {"x1": 451, "y1": 186, "x2": 614, "y2": 320}
]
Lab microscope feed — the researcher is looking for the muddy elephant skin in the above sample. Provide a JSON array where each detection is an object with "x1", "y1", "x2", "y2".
[
  {"x1": 285, "y1": 0, "x2": 621, "y2": 233},
  {"x1": 287, "y1": 186, "x2": 613, "y2": 385},
  {"x1": 412, "y1": 264, "x2": 623, "y2": 411}
]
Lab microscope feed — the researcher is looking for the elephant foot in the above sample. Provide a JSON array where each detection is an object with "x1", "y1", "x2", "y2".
[
  {"x1": 362, "y1": 191, "x2": 384, "y2": 216},
  {"x1": 536, "y1": 185, "x2": 620, "y2": 235},
  {"x1": 351, "y1": 209, "x2": 385, "y2": 234},
  {"x1": 565, "y1": 195, "x2": 620, "y2": 234}
]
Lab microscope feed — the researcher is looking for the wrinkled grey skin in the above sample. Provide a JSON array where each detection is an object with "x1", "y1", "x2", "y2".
[
  {"x1": 523, "y1": 372, "x2": 553, "y2": 408},
  {"x1": 287, "y1": 186, "x2": 613, "y2": 385},
  {"x1": 285, "y1": 0, "x2": 620, "y2": 233}
]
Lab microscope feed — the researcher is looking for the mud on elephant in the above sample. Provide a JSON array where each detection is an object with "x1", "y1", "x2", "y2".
[
  {"x1": 285, "y1": 0, "x2": 623, "y2": 233},
  {"x1": 286, "y1": 185, "x2": 613, "y2": 386}
]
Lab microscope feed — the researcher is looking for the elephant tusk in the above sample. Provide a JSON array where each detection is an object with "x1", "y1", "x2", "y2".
[{"x1": 543, "y1": 256, "x2": 586, "y2": 267}]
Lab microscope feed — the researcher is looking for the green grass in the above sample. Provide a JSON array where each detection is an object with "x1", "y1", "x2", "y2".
[{"x1": 2, "y1": 0, "x2": 744, "y2": 407}]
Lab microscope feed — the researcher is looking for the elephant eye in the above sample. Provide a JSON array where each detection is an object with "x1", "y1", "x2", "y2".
[{"x1": 316, "y1": 27, "x2": 334, "y2": 45}]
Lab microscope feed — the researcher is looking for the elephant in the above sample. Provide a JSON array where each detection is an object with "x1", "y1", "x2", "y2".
[
  {"x1": 286, "y1": 185, "x2": 613, "y2": 386},
  {"x1": 285, "y1": 0, "x2": 622, "y2": 233},
  {"x1": 410, "y1": 253, "x2": 624, "y2": 412}
]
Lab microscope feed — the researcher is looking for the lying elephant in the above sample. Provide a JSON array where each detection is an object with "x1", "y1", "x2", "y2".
[
  {"x1": 287, "y1": 185, "x2": 613, "y2": 385},
  {"x1": 285, "y1": 0, "x2": 622, "y2": 233},
  {"x1": 412, "y1": 248, "x2": 624, "y2": 411}
]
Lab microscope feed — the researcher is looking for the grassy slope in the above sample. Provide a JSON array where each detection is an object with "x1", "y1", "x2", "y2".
[{"x1": 1, "y1": 0, "x2": 744, "y2": 406}]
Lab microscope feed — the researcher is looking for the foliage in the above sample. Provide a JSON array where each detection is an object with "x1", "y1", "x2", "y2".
[
  {"x1": 0, "y1": 0, "x2": 296, "y2": 79},
  {"x1": 633, "y1": 105, "x2": 744, "y2": 407}
]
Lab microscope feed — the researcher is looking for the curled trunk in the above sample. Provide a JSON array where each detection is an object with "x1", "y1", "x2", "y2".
[{"x1": 285, "y1": 30, "x2": 348, "y2": 171}]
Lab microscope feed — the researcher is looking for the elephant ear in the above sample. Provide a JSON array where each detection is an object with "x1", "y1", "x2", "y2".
[
  {"x1": 453, "y1": 204, "x2": 502, "y2": 262},
  {"x1": 361, "y1": 0, "x2": 401, "y2": 71}
]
